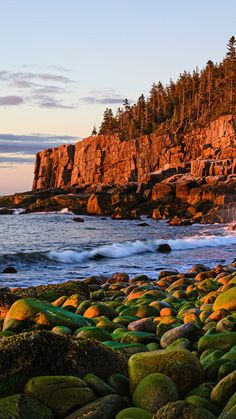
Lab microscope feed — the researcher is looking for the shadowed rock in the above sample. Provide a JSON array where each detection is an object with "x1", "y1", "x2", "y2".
[{"x1": 0, "y1": 330, "x2": 128, "y2": 397}]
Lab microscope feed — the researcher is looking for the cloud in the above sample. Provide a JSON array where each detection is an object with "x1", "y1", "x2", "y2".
[
  {"x1": 80, "y1": 89, "x2": 133, "y2": 105},
  {"x1": 0, "y1": 70, "x2": 73, "y2": 84},
  {"x1": 48, "y1": 65, "x2": 71, "y2": 73},
  {"x1": 0, "y1": 96, "x2": 24, "y2": 106},
  {"x1": 31, "y1": 95, "x2": 75, "y2": 109},
  {"x1": 0, "y1": 133, "x2": 79, "y2": 163},
  {"x1": 0, "y1": 155, "x2": 35, "y2": 164},
  {"x1": 81, "y1": 95, "x2": 125, "y2": 105}
]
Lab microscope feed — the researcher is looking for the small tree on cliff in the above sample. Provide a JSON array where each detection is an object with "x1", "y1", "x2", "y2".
[{"x1": 91, "y1": 125, "x2": 97, "y2": 135}]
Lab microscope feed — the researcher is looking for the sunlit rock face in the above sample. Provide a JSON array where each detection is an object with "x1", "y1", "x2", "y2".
[{"x1": 32, "y1": 115, "x2": 236, "y2": 191}]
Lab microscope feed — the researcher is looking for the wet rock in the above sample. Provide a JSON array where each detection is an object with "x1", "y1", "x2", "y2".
[
  {"x1": 3, "y1": 298, "x2": 93, "y2": 331},
  {"x1": 1, "y1": 266, "x2": 17, "y2": 274},
  {"x1": 73, "y1": 217, "x2": 84, "y2": 222},
  {"x1": 160, "y1": 323, "x2": 199, "y2": 348},
  {"x1": 157, "y1": 244, "x2": 172, "y2": 253}
]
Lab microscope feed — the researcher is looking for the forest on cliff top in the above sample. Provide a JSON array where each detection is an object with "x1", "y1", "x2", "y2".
[{"x1": 96, "y1": 37, "x2": 236, "y2": 139}]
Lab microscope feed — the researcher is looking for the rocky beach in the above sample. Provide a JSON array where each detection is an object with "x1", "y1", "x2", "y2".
[
  {"x1": 0, "y1": 21, "x2": 236, "y2": 418},
  {"x1": 0, "y1": 260, "x2": 236, "y2": 417}
]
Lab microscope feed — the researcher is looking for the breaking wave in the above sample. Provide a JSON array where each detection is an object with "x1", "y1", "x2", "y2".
[{"x1": 1, "y1": 234, "x2": 235, "y2": 266}]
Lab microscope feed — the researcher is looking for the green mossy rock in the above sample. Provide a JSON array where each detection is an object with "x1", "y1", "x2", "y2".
[
  {"x1": 213, "y1": 288, "x2": 236, "y2": 312},
  {"x1": 84, "y1": 373, "x2": 117, "y2": 396},
  {"x1": 218, "y1": 362, "x2": 236, "y2": 380},
  {"x1": 120, "y1": 331, "x2": 157, "y2": 344},
  {"x1": 113, "y1": 316, "x2": 139, "y2": 326},
  {"x1": 186, "y1": 386, "x2": 211, "y2": 399},
  {"x1": 185, "y1": 395, "x2": 220, "y2": 416},
  {"x1": 64, "y1": 394, "x2": 128, "y2": 419},
  {"x1": 222, "y1": 345, "x2": 236, "y2": 362},
  {"x1": 219, "y1": 392, "x2": 236, "y2": 418},
  {"x1": 128, "y1": 349, "x2": 204, "y2": 395},
  {"x1": 211, "y1": 370, "x2": 236, "y2": 406},
  {"x1": 107, "y1": 373, "x2": 130, "y2": 397},
  {"x1": 13, "y1": 280, "x2": 89, "y2": 302},
  {"x1": 132, "y1": 373, "x2": 178, "y2": 413},
  {"x1": 198, "y1": 333, "x2": 236, "y2": 353},
  {"x1": 0, "y1": 393, "x2": 53, "y2": 418},
  {"x1": 152, "y1": 400, "x2": 216, "y2": 418},
  {"x1": 216, "y1": 316, "x2": 236, "y2": 333},
  {"x1": 52, "y1": 326, "x2": 72, "y2": 335},
  {"x1": 165, "y1": 337, "x2": 191, "y2": 351},
  {"x1": 74, "y1": 326, "x2": 111, "y2": 342},
  {"x1": 115, "y1": 407, "x2": 152, "y2": 419},
  {"x1": 3, "y1": 298, "x2": 93, "y2": 331},
  {"x1": 146, "y1": 342, "x2": 160, "y2": 351},
  {"x1": 24, "y1": 375, "x2": 95, "y2": 418},
  {"x1": 84, "y1": 303, "x2": 117, "y2": 319},
  {"x1": 220, "y1": 406, "x2": 236, "y2": 419},
  {"x1": 0, "y1": 331, "x2": 127, "y2": 397}
]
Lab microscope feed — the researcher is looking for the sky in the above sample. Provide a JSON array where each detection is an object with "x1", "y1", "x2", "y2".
[{"x1": 0, "y1": 0, "x2": 236, "y2": 194}]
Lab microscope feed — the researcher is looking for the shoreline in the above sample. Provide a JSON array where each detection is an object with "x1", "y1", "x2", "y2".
[{"x1": 0, "y1": 260, "x2": 236, "y2": 417}]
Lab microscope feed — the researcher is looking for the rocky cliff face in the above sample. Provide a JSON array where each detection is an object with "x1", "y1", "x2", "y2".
[{"x1": 33, "y1": 115, "x2": 236, "y2": 191}]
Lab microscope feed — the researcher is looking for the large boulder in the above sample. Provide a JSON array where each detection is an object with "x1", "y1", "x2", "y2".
[
  {"x1": 128, "y1": 349, "x2": 204, "y2": 395},
  {"x1": 0, "y1": 394, "x2": 53, "y2": 418},
  {"x1": 132, "y1": 373, "x2": 178, "y2": 413},
  {"x1": 3, "y1": 298, "x2": 93, "y2": 331},
  {"x1": 213, "y1": 288, "x2": 236, "y2": 312},
  {"x1": 87, "y1": 193, "x2": 112, "y2": 215},
  {"x1": 24, "y1": 375, "x2": 95, "y2": 418},
  {"x1": 0, "y1": 331, "x2": 127, "y2": 397}
]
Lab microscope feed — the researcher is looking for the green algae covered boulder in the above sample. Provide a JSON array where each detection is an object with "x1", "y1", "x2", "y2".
[
  {"x1": 185, "y1": 395, "x2": 220, "y2": 416},
  {"x1": 213, "y1": 288, "x2": 236, "y2": 312},
  {"x1": 0, "y1": 394, "x2": 53, "y2": 418},
  {"x1": 128, "y1": 349, "x2": 204, "y2": 395},
  {"x1": 52, "y1": 326, "x2": 72, "y2": 335},
  {"x1": 3, "y1": 298, "x2": 94, "y2": 331},
  {"x1": 24, "y1": 375, "x2": 95, "y2": 418},
  {"x1": 0, "y1": 331, "x2": 127, "y2": 397},
  {"x1": 115, "y1": 407, "x2": 152, "y2": 419},
  {"x1": 107, "y1": 373, "x2": 130, "y2": 397},
  {"x1": 84, "y1": 373, "x2": 117, "y2": 396},
  {"x1": 74, "y1": 326, "x2": 112, "y2": 342},
  {"x1": 64, "y1": 394, "x2": 128, "y2": 419},
  {"x1": 152, "y1": 400, "x2": 216, "y2": 418},
  {"x1": 198, "y1": 333, "x2": 236, "y2": 353},
  {"x1": 132, "y1": 373, "x2": 178, "y2": 413},
  {"x1": 211, "y1": 370, "x2": 236, "y2": 407}
]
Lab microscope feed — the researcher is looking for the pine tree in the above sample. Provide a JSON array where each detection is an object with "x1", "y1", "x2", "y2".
[{"x1": 91, "y1": 125, "x2": 97, "y2": 135}]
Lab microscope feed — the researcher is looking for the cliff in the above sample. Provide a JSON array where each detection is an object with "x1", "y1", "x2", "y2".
[{"x1": 33, "y1": 115, "x2": 236, "y2": 190}]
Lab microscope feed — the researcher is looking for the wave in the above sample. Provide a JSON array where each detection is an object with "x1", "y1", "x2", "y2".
[
  {"x1": 0, "y1": 234, "x2": 235, "y2": 266},
  {"x1": 47, "y1": 234, "x2": 236, "y2": 263}
]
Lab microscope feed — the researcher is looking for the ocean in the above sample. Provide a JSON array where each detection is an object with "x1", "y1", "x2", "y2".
[{"x1": 0, "y1": 210, "x2": 235, "y2": 288}]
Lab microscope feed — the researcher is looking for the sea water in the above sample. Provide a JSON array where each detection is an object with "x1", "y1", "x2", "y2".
[{"x1": 0, "y1": 211, "x2": 235, "y2": 287}]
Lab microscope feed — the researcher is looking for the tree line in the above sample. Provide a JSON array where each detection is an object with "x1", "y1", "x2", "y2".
[{"x1": 93, "y1": 37, "x2": 236, "y2": 139}]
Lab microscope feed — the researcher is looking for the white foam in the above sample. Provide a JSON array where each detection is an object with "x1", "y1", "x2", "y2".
[
  {"x1": 59, "y1": 208, "x2": 74, "y2": 214},
  {"x1": 47, "y1": 234, "x2": 236, "y2": 264}
]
